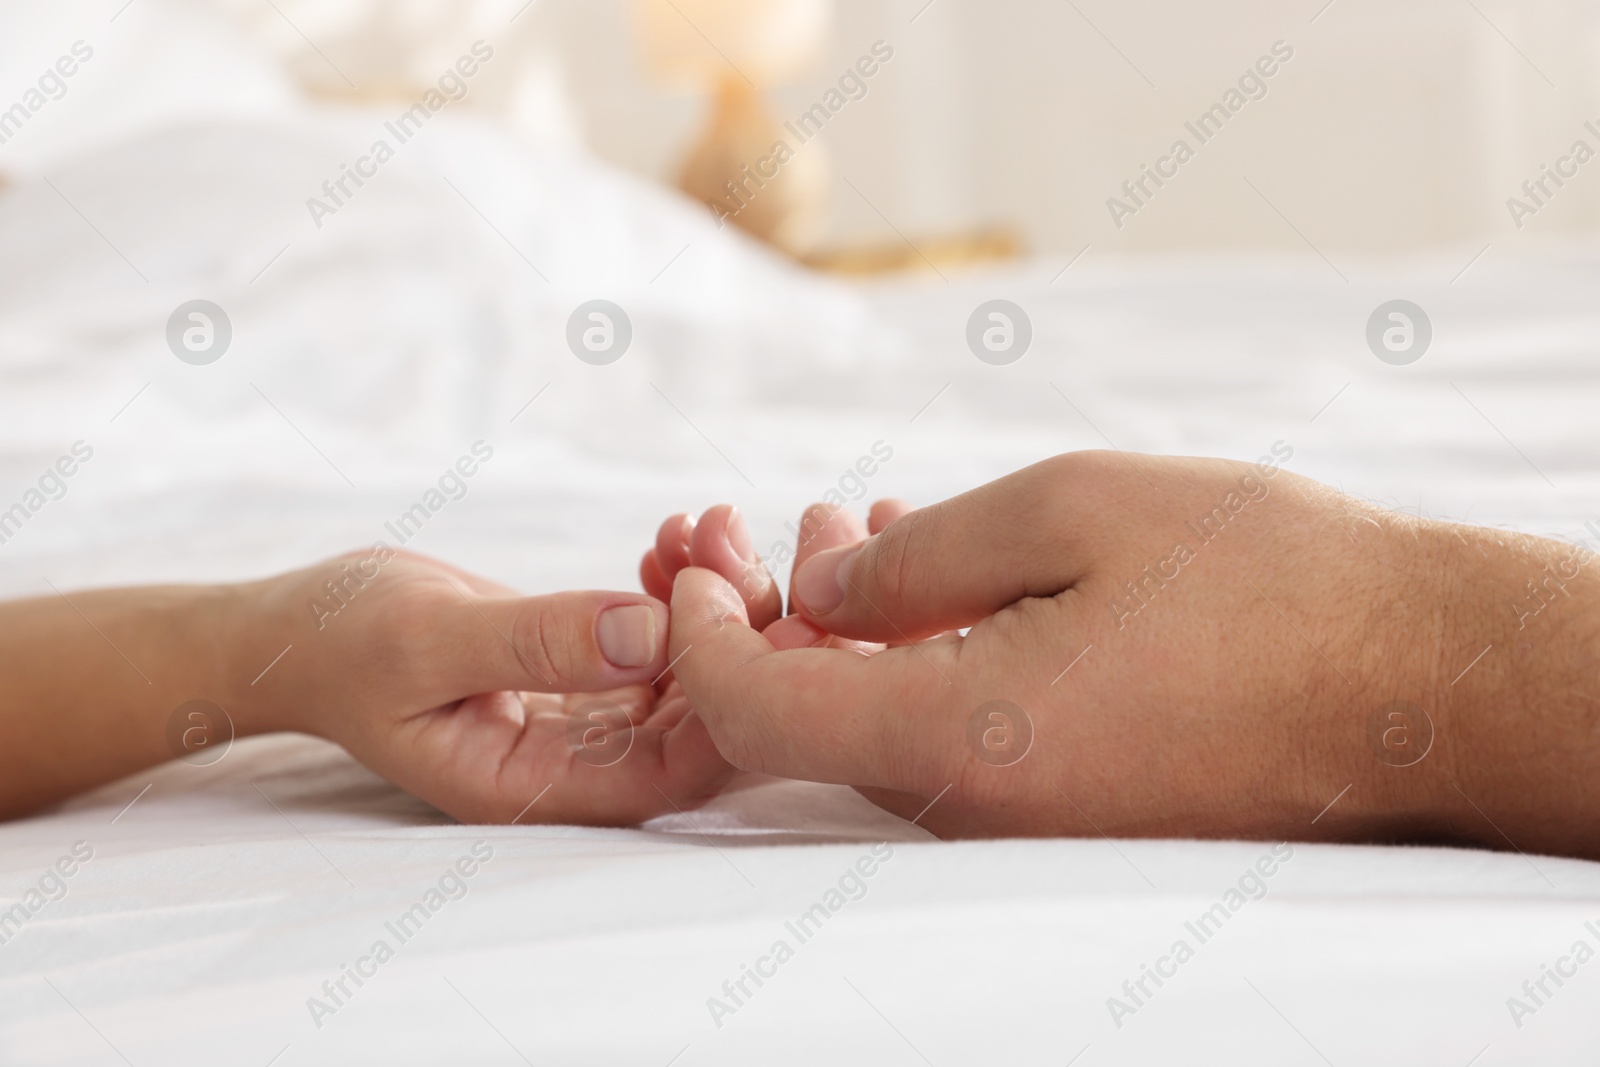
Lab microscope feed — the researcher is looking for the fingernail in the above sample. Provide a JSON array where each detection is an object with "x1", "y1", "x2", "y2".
[
  {"x1": 597, "y1": 604, "x2": 658, "y2": 668},
  {"x1": 795, "y1": 542, "x2": 863, "y2": 615},
  {"x1": 725, "y1": 506, "x2": 756, "y2": 563}
]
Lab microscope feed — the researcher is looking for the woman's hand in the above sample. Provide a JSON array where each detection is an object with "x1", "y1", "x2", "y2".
[
  {"x1": 0, "y1": 546, "x2": 743, "y2": 824},
  {"x1": 665, "y1": 450, "x2": 1600, "y2": 858},
  {"x1": 226, "y1": 548, "x2": 736, "y2": 825}
]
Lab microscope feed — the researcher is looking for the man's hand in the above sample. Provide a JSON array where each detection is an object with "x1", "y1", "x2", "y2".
[{"x1": 667, "y1": 451, "x2": 1600, "y2": 858}]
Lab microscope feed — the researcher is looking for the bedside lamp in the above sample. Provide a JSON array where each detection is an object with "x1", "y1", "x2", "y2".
[{"x1": 633, "y1": 0, "x2": 833, "y2": 256}]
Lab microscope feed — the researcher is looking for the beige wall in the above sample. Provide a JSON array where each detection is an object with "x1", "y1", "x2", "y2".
[{"x1": 206, "y1": 0, "x2": 1600, "y2": 255}]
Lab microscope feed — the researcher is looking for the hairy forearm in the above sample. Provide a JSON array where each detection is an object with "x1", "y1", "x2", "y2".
[
  {"x1": 1440, "y1": 524, "x2": 1600, "y2": 857},
  {"x1": 0, "y1": 583, "x2": 251, "y2": 818},
  {"x1": 1291, "y1": 503, "x2": 1600, "y2": 858}
]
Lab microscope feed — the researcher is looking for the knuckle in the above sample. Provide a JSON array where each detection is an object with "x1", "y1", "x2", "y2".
[
  {"x1": 1035, "y1": 449, "x2": 1144, "y2": 501},
  {"x1": 864, "y1": 510, "x2": 926, "y2": 607},
  {"x1": 1030, "y1": 465, "x2": 1081, "y2": 527},
  {"x1": 1022, "y1": 451, "x2": 1119, "y2": 540},
  {"x1": 510, "y1": 606, "x2": 570, "y2": 685},
  {"x1": 1031, "y1": 451, "x2": 1098, "y2": 505}
]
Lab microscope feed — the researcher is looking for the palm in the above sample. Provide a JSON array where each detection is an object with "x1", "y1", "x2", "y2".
[
  {"x1": 277, "y1": 551, "x2": 732, "y2": 826},
  {"x1": 395, "y1": 680, "x2": 721, "y2": 826}
]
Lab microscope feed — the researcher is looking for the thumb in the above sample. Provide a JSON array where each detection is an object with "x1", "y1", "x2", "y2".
[
  {"x1": 441, "y1": 590, "x2": 669, "y2": 694},
  {"x1": 790, "y1": 454, "x2": 1109, "y2": 643}
]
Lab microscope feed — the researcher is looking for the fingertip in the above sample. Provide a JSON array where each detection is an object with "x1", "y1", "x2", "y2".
[
  {"x1": 868, "y1": 498, "x2": 913, "y2": 535},
  {"x1": 794, "y1": 501, "x2": 867, "y2": 551},
  {"x1": 763, "y1": 614, "x2": 883, "y2": 655},
  {"x1": 689, "y1": 504, "x2": 737, "y2": 570},
  {"x1": 689, "y1": 504, "x2": 781, "y2": 629},
  {"x1": 656, "y1": 513, "x2": 696, "y2": 575},
  {"x1": 762, "y1": 612, "x2": 827, "y2": 650},
  {"x1": 596, "y1": 597, "x2": 669, "y2": 670},
  {"x1": 667, "y1": 567, "x2": 774, "y2": 691},
  {"x1": 793, "y1": 541, "x2": 864, "y2": 618},
  {"x1": 670, "y1": 565, "x2": 749, "y2": 633},
  {"x1": 640, "y1": 549, "x2": 672, "y2": 602},
  {"x1": 794, "y1": 501, "x2": 840, "y2": 546}
]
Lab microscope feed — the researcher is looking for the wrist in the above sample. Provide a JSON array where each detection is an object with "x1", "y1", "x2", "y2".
[
  {"x1": 1426, "y1": 523, "x2": 1600, "y2": 855},
  {"x1": 1303, "y1": 511, "x2": 1575, "y2": 848},
  {"x1": 204, "y1": 576, "x2": 298, "y2": 739}
]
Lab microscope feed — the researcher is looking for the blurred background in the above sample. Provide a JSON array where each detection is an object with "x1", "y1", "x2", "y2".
[
  {"x1": 6, "y1": 0, "x2": 1600, "y2": 265},
  {"x1": 2, "y1": 0, "x2": 1599, "y2": 601}
]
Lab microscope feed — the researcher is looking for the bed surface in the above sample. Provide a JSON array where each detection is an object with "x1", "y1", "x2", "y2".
[{"x1": 2, "y1": 116, "x2": 1599, "y2": 1064}]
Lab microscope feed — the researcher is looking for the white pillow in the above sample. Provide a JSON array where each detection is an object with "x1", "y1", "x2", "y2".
[{"x1": 0, "y1": 0, "x2": 301, "y2": 177}]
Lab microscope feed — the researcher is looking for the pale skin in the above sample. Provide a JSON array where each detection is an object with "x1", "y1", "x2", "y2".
[
  {"x1": 0, "y1": 552, "x2": 733, "y2": 824},
  {"x1": 2, "y1": 451, "x2": 1598, "y2": 861}
]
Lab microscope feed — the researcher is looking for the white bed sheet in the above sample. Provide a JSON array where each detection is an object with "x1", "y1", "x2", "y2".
[{"x1": 1, "y1": 118, "x2": 1599, "y2": 1064}]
